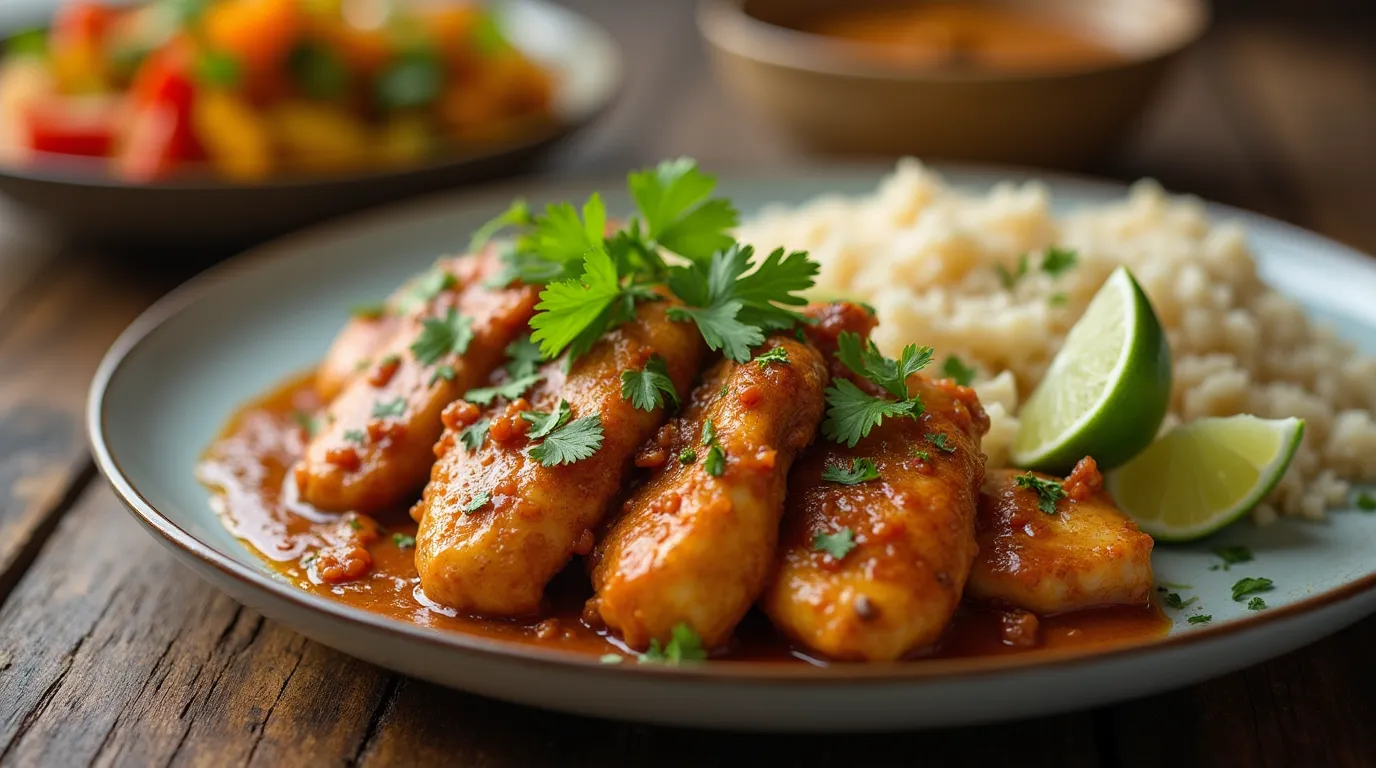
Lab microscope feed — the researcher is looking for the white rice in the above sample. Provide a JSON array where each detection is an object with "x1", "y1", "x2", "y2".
[{"x1": 738, "y1": 159, "x2": 1376, "y2": 521}]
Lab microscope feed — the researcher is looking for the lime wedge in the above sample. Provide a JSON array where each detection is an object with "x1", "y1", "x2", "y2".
[
  {"x1": 1011, "y1": 266, "x2": 1172, "y2": 473},
  {"x1": 1106, "y1": 416, "x2": 1305, "y2": 541}
]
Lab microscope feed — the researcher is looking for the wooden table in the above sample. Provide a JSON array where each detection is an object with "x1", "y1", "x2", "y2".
[{"x1": 3, "y1": 1, "x2": 1375, "y2": 765}]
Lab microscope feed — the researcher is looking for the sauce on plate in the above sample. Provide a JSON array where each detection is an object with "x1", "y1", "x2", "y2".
[
  {"x1": 794, "y1": 3, "x2": 1123, "y2": 72},
  {"x1": 198, "y1": 373, "x2": 1169, "y2": 663}
]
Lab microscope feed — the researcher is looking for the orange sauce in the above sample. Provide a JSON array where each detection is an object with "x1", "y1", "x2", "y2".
[
  {"x1": 198, "y1": 374, "x2": 1168, "y2": 664},
  {"x1": 795, "y1": 3, "x2": 1122, "y2": 72}
]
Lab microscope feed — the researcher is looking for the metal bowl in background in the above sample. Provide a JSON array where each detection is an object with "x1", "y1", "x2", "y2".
[
  {"x1": 0, "y1": 0, "x2": 622, "y2": 250},
  {"x1": 698, "y1": 0, "x2": 1208, "y2": 169}
]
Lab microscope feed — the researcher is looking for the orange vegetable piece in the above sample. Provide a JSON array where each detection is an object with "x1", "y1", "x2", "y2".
[{"x1": 204, "y1": 0, "x2": 305, "y2": 76}]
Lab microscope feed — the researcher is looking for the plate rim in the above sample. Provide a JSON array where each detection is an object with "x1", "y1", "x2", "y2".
[
  {"x1": 87, "y1": 160, "x2": 1376, "y2": 686},
  {"x1": 0, "y1": 0, "x2": 624, "y2": 192}
]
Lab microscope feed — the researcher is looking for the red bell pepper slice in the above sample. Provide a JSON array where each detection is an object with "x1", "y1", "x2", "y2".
[{"x1": 21, "y1": 94, "x2": 122, "y2": 157}]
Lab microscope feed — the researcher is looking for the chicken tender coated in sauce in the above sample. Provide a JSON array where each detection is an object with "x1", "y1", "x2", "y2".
[
  {"x1": 762, "y1": 374, "x2": 989, "y2": 662},
  {"x1": 414, "y1": 299, "x2": 705, "y2": 616},
  {"x1": 968, "y1": 458, "x2": 1155, "y2": 615},
  {"x1": 588, "y1": 335, "x2": 830, "y2": 650},
  {"x1": 294, "y1": 251, "x2": 539, "y2": 513}
]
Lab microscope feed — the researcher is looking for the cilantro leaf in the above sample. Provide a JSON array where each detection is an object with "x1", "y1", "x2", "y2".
[
  {"x1": 941, "y1": 355, "x2": 976, "y2": 386},
  {"x1": 996, "y1": 254, "x2": 1029, "y2": 289},
  {"x1": 668, "y1": 300, "x2": 761, "y2": 363},
  {"x1": 1162, "y1": 592, "x2": 1198, "y2": 610},
  {"x1": 1041, "y1": 246, "x2": 1079, "y2": 277},
  {"x1": 731, "y1": 247, "x2": 819, "y2": 330},
  {"x1": 1210, "y1": 545, "x2": 1253, "y2": 570},
  {"x1": 469, "y1": 198, "x2": 533, "y2": 252},
  {"x1": 462, "y1": 492, "x2": 491, "y2": 514},
  {"x1": 639, "y1": 622, "x2": 708, "y2": 664},
  {"x1": 1248, "y1": 597, "x2": 1267, "y2": 611},
  {"x1": 1187, "y1": 615, "x2": 1212, "y2": 625},
  {"x1": 620, "y1": 354, "x2": 679, "y2": 412},
  {"x1": 529, "y1": 248, "x2": 625, "y2": 359},
  {"x1": 700, "y1": 418, "x2": 717, "y2": 446},
  {"x1": 678, "y1": 448, "x2": 697, "y2": 465},
  {"x1": 522, "y1": 399, "x2": 572, "y2": 439},
  {"x1": 927, "y1": 432, "x2": 957, "y2": 453},
  {"x1": 812, "y1": 528, "x2": 856, "y2": 560},
  {"x1": 429, "y1": 364, "x2": 456, "y2": 385},
  {"x1": 1014, "y1": 472, "x2": 1065, "y2": 514},
  {"x1": 821, "y1": 458, "x2": 880, "y2": 485},
  {"x1": 292, "y1": 410, "x2": 319, "y2": 437},
  {"x1": 372, "y1": 397, "x2": 406, "y2": 419},
  {"x1": 392, "y1": 532, "x2": 415, "y2": 548},
  {"x1": 464, "y1": 374, "x2": 543, "y2": 406},
  {"x1": 704, "y1": 444, "x2": 726, "y2": 476},
  {"x1": 754, "y1": 346, "x2": 790, "y2": 367},
  {"x1": 528, "y1": 415, "x2": 604, "y2": 466},
  {"x1": 504, "y1": 335, "x2": 545, "y2": 379},
  {"x1": 343, "y1": 429, "x2": 366, "y2": 445},
  {"x1": 1049, "y1": 292, "x2": 1069, "y2": 307},
  {"x1": 410, "y1": 308, "x2": 473, "y2": 366},
  {"x1": 397, "y1": 266, "x2": 458, "y2": 314},
  {"x1": 836, "y1": 333, "x2": 933, "y2": 400},
  {"x1": 821, "y1": 379, "x2": 923, "y2": 448},
  {"x1": 459, "y1": 419, "x2": 489, "y2": 452},
  {"x1": 628, "y1": 158, "x2": 738, "y2": 262},
  {"x1": 1354, "y1": 492, "x2": 1376, "y2": 511},
  {"x1": 1231, "y1": 577, "x2": 1274, "y2": 601}
]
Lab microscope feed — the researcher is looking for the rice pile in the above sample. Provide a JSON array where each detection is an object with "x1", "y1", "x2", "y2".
[{"x1": 737, "y1": 159, "x2": 1376, "y2": 522}]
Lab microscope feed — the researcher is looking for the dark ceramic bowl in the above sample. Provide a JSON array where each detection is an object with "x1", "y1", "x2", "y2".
[{"x1": 0, "y1": 0, "x2": 622, "y2": 250}]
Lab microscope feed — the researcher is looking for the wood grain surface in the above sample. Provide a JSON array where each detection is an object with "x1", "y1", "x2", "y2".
[{"x1": 1, "y1": 1, "x2": 1374, "y2": 765}]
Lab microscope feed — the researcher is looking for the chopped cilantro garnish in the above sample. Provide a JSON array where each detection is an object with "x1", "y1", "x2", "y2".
[
  {"x1": 1040, "y1": 246, "x2": 1079, "y2": 277},
  {"x1": 704, "y1": 444, "x2": 726, "y2": 477},
  {"x1": 527, "y1": 415, "x2": 604, "y2": 467},
  {"x1": 1162, "y1": 592, "x2": 1198, "y2": 610},
  {"x1": 678, "y1": 448, "x2": 697, "y2": 465},
  {"x1": 392, "y1": 533, "x2": 416, "y2": 549},
  {"x1": 1248, "y1": 597, "x2": 1267, "y2": 611},
  {"x1": 292, "y1": 410, "x2": 318, "y2": 437},
  {"x1": 1048, "y1": 293, "x2": 1069, "y2": 307},
  {"x1": 411, "y1": 308, "x2": 473, "y2": 366},
  {"x1": 347, "y1": 518, "x2": 362, "y2": 531},
  {"x1": 529, "y1": 244, "x2": 643, "y2": 360},
  {"x1": 459, "y1": 419, "x2": 489, "y2": 452},
  {"x1": 397, "y1": 266, "x2": 458, "y2": 314},
  {"x1": 195, "y1": 51, "x2": 241, "y2": 88},
  {"x1": 628, "y1": 158, "x2": 739, "y2": 262},
  {"x1": 1156, "y1": 581, "x2": 1194, "y2": 590},
  {"x1": 343, "y1": 429, "x2": 366, "y2": 445},
  {"x1": 639, "y1": 623, "x2": 708, "y2": 664},
  {"x1": 1231, "y1": 577, "x2": 1274, "y2": 601},
  {"x1": 911, "y1": 448, "x2": 931, "y2": 462},
  {"x1": 470, "y1": 198, "x2": 534, "y2": 252},
  {"x1": 927, "y1": 433, "x2": 956, "y2": 453},
  {"x1": 1211, "y1": 545, "x2": 1253, "y2": 570},
  {"x1": 996, "y1": 254, "x2": 1029, "y2": 289},
  {"x1": 1014, "y1": 472, "x2": 1065, "y2": 515},
  {"x1": 465, "y1": 374, "x2": 542, "y2": 406},
  {"x1": 700, "y1": 418, "x2": 718, "y2": 446},
  {"x1": 620, "y1": 355, "x2": 679, "y2": 412},
  {"x1": 351, "y1": 303, "x2": 386, "y2": 319},
  {"x1": 941, "y1": 355, "x2": 976, "y2": 386},
  {"x1": 522, "y1": 400, "x2": 572, "y2": 439},
  {"x1": 1187, "y1": 615, "x2": 1212, "y2": 625},
  {"x1": 858, "y1": 301, "x2": 878, "y2": 316},
  {"x1": 754, "y1": 346, "x2": 790, "y2": 368},
  {"x1": 429, "y1": 364, "x2": 456, "y2": 385},
  {"x1": 462, "y1": 492, "x2": 491, "y2": 514},
  {"x1": 812, "y1": 528, "x2": 857, "y2": 560},
  {"x1": 372, "y1": 397, "x2": 406, "y2": 419},
  {"x1": 1355, "y1": 492, "x2": 1376, "y2": 511},
  {"x1": 821, "y1": 458, "x2": 879, "y2": 485},
  {"x1": 503, "y1": 335, "x2": 545, "y2": 380},
  {"x1": 821, "y1": 333, "x2": 930, "y2": 447}
]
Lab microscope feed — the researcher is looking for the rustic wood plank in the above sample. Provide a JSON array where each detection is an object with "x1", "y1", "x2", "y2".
[{"x1": 0, "y1": 261, "x2": 164, "y2": 602}]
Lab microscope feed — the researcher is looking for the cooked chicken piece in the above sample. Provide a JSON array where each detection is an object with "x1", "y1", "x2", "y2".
[
  {"x1": 294, "y1": 251, "x2": 539, "y2": 513},
  {"x1": 315, "y1": 256, "x2": 468, "y2": 402},
  {"x1": 588, "y1": 334, "x2": 830, "y2": 650},
  {"x1": 762, "y1": 375, "x2": 990, "y2": 662},
  {"x1": 968, "y1": 458, "x2": 1155, "y2": 614},
  {"x1": 414, "y1": 298, "x2": 705, "y2": 616}
]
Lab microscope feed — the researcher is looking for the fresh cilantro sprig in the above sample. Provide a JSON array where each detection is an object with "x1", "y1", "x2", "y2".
[
  {"x1": 527, "y1": 413, "x2": 604, "y2": 466},
  {"x1": 459, "y1": 419, "x2": 489, "y2": 452},
  {"x1": 462, "y1": 492, "x2": 491, "y2": 514},
  {"x1": 464, "y1": 374, "x2": 543, "y2": 406},
  {"x1": 621, "y1": 355, "x2": 679, "y2": 412},
  {"x1": 628, "y1": 158, "x2": 739, "y2": 262},
  {"x1": 411, "y1": 308, "x2": 473, "y2": 366},
  {"x1": 1014, "y1": 472, "x2": 1066, "y2": 515},
  {"x1": 821, "y1": 458, "x2": 879, "y2": 485},
  {"x1": 699, "y1": 418, "x2": 726, "y2": 477},
  {"x1": 1210, "y1": 545, "x2": 1253, "y2": 571},
  {"x1": 821, "y1": 332, "x2": 932, "y2": 447},
  {"x1": 1231, "y1": 577, "x2": 1273, "y2": 602},
  {"x1": 638, "y1": 623, "x2": 708, "y2": 664},
  {"x1": 754, "y1": 346, "x2": 790, "y2": 367},
  {"x1": 813, "y1": 528, "x2": 856, "y2": 560},
  {"x1": 941, "y1": 355, "x2": 976, "y2": 386},
  {"x1": 522, "y1": 400, "x2": 572, "y2": 439}
]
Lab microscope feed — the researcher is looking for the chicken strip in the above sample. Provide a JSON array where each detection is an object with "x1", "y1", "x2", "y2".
[
  {"x1": 315, "y1": 256, "x2": 467, "y2": 402},
  {"x1": 295, "y1": 251, "x2": 539, "y2": 513},
  {"x1": 588, "y1": 334, "x2": 830, "y2": 650},
  {"x1": 414, "y1": 298, "x2": 705, "y2": 616},
  {"x1": 968, "y1": 458, "x2": 1155, "y2": 614},
  {"x1": 762, "y1": 375, "x2": 989, "y2": 662}
]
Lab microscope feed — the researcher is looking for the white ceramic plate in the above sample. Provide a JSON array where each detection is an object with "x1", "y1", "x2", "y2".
[{"x1": 88, "y1": 165, "x2": 1376, "y2": 732}]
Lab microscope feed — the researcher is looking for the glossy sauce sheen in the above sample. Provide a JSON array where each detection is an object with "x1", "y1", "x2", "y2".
[
  {"x1": 198, "y1": 375, "x2": 1169, "y2": 663},
  {"x1": 796, "y1": 3, "x2": 1123, "y2": 72}
]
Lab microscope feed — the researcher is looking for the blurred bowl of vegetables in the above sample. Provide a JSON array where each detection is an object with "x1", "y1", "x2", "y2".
[{"x1": 0, "y1": 0, "x2": 621, "y2": 247}]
